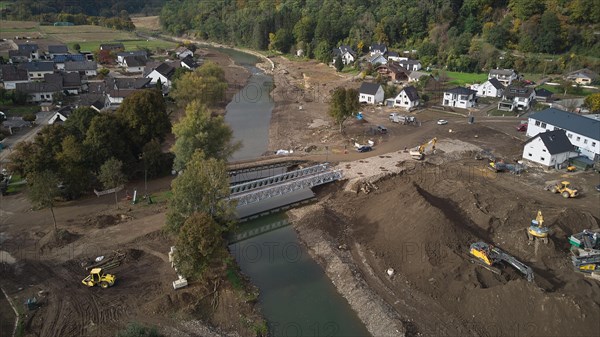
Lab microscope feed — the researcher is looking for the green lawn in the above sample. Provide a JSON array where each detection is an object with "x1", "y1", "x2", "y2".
[
  {"x1": 0, "y1": 104, "x2": 40, "y2": 116},
  {"x1": 539, "y1": 84, "x2": 598, "y2": 97},
  {"x1": 444, "y1": 71, "x2": 488, "y2": 86},
  {"x1": 75, "y1": 39, "x2": 176, "y2": 52},
  {"x1": 488, "y1": 109, "x2": 517, "y2": 116}
]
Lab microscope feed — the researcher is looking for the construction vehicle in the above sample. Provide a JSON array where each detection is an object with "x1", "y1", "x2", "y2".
[
  {"x1": 488, "y1": 160, "x2": 525, "y2": 174},
  {"x1": 409, "y1": 137, "x2": 437, "y2": 160},
  {"x1": 566, "y1": 164, "x2": 576, "y2": 172},
  {"x1": 527, "y1": 210, "x2": 549, "y2": 244},
  {"x1": 389, "y1": 113, "x2": 417, "y2": 125},
  {"x1": 469, "y1": 242, "x2": 534, "y2": 282},
  {"x1": 545, "y1": 181, "x2": 578, "y2": 198},
  {"x1": 82, "y1": 268, "x2": 116, "y2": 289},
  {"x1": 569, "y1": 230, "x2": 600, "y2": 274}
]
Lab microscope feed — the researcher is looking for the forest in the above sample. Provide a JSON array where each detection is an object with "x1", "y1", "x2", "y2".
[
  {"x1": 160, "y1": 0, "x2": 600, "y2": 73},
  {"x1": 1, "y1": 0, "x2": 165, "y2": 19}
]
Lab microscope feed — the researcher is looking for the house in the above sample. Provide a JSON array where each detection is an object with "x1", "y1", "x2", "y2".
[
  {"x1": 369, "y1": 44, "x2": 387, "y2": 56},
  {"x1": 64, "y1": 61, "x2": 98, "y2": 76},
  {"x1": 522, "y1": 130, "x2": 577, "y2": 168},
  {"x1": 145, "y1": 62, "x2": 175, "y2": 88},
  {"x1": 175, "y1": 46, "x2": 193, "y2": 59},
  {"x1": 534, "y1": 88, "x2": 553, "y2": 102},
  {"x1": 332, "y1": 45, "x2": 356, "y2": 65},
  {"x1": 22, "y1": 62, "x2": 55, "y2": 80},
  {"x1": 376, "y1": 63, "x2": 409, "y2": 82},
  {"x1": 48, "y1": 106, "x2": 73, "y2": 124},
  {"x1": 368, "y1": 53, "x2": 387, "y2": 66},
  {"x1": 117, "y1": 51, "x2": 148, "y2": 66},
  {"x1": 565, "y1": 68, "x2": 598, "y2": 85},
  {"x1": 1, "y1": 118, "x2": 31, "y2": 134},
  {"x1": 1, "y1": 65, "x2": 29, "y2": 89},
  {"x1": 9, "y1": 44, "x2": 40, "y2": 63},
  {"x1": 488, "y1": 68, "x2": 518, "y2": 86},
  {"x1": 358, "y1": 82, "x2": 384, "y2": 105},
  {"x1": 53, "y1": 54, "x2": 86, "y2": 70},
  {"x1": 408, "y1": 71, "x2": 429, "y2": 83},
  {"x1": 8, "y1": 50, "x2": 31, "y2": 63},
  {"x1": 180, "y1": 55, "x2": 199, "y2": 70},
  {"x1": 104, "y1": 76, "x2": 151, "y2": 107},
  {"x1": 123, "y1": 56, "x2": 147, "y2": 73},
  {"x1": 472, "y1": 78, "x2": 504, "y2": 98},
  {"x1": 497, "y1": 85, "x2": 535, "y2": 111},
  {"x1": 393, "y1": 86, "x2": 420, "y2": 110},
  {"x1": 16, "y1": 81, "x2": 63, "y2": 102},
  {"x1": 106, "y1": 89, "x2": 137, "y2": 107},
  {"x1": 526, "y1": 108, "x2": 600, "y2": 161},
  {"x1": 387, "y1": 51, "x2": 401, "y2": 62},
  {"x1": 100, "y1": 43, "x2": 124, "y2": 51},
  {"x1": 44, "y1": 72, "x2": 83, "y2": 95},
  {"x1": 397, "y1": 59, "x2": 422, "y2": 72},
  {"x1": 47, "y1": 45, "x2": 69, "y2": 59},
  {"x1": 442, "y1": 87, "x2": 477, "y2": 109}
]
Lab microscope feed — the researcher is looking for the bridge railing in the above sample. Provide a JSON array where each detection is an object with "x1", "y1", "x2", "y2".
[{"x1": 230, "y1": 163, "x2": 330, "y2": 195}]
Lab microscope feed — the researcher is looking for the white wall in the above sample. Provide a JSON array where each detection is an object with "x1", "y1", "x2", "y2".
[
  {"x1": 442, "y1": 93, "x2": 474, "y2": 109},
  {"x1": 393, "y1": 91, "x2": 418, "y2": 109},
  {"x1": 522, "y1": 137, "x2": 575, "y2": 167},
  {"x1": 526, "y1": 118, "x2": 600, "y2": 161}
]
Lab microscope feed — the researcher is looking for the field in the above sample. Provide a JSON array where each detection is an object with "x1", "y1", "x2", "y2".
[
  {"x1": 445, "y1": 71, "x2": 488, "y2": 85},
  {"x1": 131, "y1": 16, "x2": 162, "y2": 32}
]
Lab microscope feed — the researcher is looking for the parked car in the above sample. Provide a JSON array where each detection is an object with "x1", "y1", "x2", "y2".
[
  {"x1": 376, "y1": 125, "x2": 388, "y2": 134},
  {"x1": 357, "y1": 145, "x2": 373, "y2": 153},
  {"x1": 437, "y1": 119, "x2": 448, "y2": 125},
  {"x1": 516, "y1": 123, "x2": 528, "y2": 132}
]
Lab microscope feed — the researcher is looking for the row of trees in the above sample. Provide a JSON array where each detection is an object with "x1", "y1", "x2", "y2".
[
  {"x1": 165, "y1": 61, "x2": 239, "y2": 280},
  {"x1": 3, "y1": 0, "x2": 165, "y2": 19},
  {"x1": 161, "y1": 0, "x2": 600, "y2": 71}
]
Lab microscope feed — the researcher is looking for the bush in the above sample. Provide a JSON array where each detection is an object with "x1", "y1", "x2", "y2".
[
  {"x1": 116, "y1": 323, "x2": 163, "y2": 337},
  {"x1": 22, "y1": 113, "x2": 37, "y2": 122}
]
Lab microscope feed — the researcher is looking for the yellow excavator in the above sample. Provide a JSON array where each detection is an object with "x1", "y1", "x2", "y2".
[
  {"x1": 527, "y1": 210, "x2": 549, "y2": 244},
  {"x1": 82, "y1": 268, "x2": 116, "y2": 289},
  {"x1": 409, "y1": 137, "x2": 437, "y2": 160},
  {"x1": 469, "y1": 242, "x2": 534, "y2": 282}
]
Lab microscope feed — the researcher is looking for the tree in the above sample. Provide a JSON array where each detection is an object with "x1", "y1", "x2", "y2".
[
  {"x1": 84, "y1": 113, "x2": 131, "y2": 168},
  {"x1": 166, "y1": 151, "x2": 234, "y2": 233},
  {"x1": 98, "y1": 158, "x2": 127, "y2": 208},
  {"x1": 27, "y1": 170, "x2": 61, "y2": 231},
  {"x1": 171, "y1": 68, "x2": 228, "y2": 108},
  {"x1": 171, "y1": 100, "x2": 240, "y2": 171},
  {"x1": 56, "y1": 135, "x2": 92, "y2": 199},
  {"x1": 313, "y1": 40, "x2": 332, "y2": 63},
  {"x1": 174, "y1": 212, "x2": 227, "y2": 279},
  {"x1": 584, "y1": 93, "x2": 600, "y2": 112},
  {"x1": 334, "y1": 55, "x2": 344, "y2": 72},
  {"x1": 328, "y1": 87, "x2": 358, "y2": 133},
  {"x1": 73, "y1": 43, "x2": 81, "y2": 52},
  {"x1": 537, "y1": 11, "x2": 562, "y2": 53},
  {"x1": 64, "y1": 107, "x2": 97, "y2": 139}
]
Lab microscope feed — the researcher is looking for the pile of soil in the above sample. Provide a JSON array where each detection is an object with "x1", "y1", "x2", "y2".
[{"x1": 38, "y1": 229, "x2": 80, "y2": 251}]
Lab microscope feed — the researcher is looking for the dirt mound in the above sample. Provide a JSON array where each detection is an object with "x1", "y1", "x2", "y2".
[
  {"x1": 38, "y1": 229, "x2": 80, "y2": 251},
  {"x1": 87, "y1": 213, "x2": 133, "y2": 228}
]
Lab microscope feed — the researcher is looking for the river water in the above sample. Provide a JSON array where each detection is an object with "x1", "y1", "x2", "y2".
[{"x1": 217, "y1": 46, "x2": 370, "y2": 336}]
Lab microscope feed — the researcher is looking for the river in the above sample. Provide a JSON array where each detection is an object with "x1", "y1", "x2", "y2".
[{"x1": 214, "y1": 46, "x2": 370, "y2": 336}]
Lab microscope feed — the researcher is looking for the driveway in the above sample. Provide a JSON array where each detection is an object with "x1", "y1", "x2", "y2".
[{"x1": 0, "y1": 111, "x2": 54, "y2": 166}]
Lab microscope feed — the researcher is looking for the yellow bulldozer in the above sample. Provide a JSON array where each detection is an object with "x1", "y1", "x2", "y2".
[
  {"x1": 409, "y1": 137, "x2": 437, "y2": 160},
  {"x1": 82, "y1": 268, "x2": 116, "y2": 289},
  {"x1": 545, "y1": 181, "x2": 578, "y2": 198}
]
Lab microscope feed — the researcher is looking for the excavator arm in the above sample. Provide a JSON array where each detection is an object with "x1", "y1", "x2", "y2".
[{"x1": 492, "y1": 246, "x2": 534, "y2": 282}]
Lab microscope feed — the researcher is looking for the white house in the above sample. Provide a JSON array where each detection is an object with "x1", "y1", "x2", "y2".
[
  {"x1": 123, "y1": 56, "x2": 147, "y2": 73},
  {"x1": 367, "y1": 53, "x2": 387, "y2": 66},
  {"x1": 106, "y1": 89, "x2": 136, "y2": 107},
  {"x1": 498, "y1": 86, "x2": 535, "y2": 111},
  {"x1": 117, "y1": 51, "x2": 147, "y2": 66},
  {"x1": 15, "y1": 82, "x2": 62, "y2": 102},
  {"x1": 522, "y1": 130, "x2": 577, "y2": 168},
  {"x1": 332, "y1": 45, "x2": 356, "y2": 65},
  {"x1": 46, "y1": 45, "x2": 69, "y2": 59},
  {"x1": 393, "y1": 86, "x2": 419, "y2": 110},
  {"x1": 48, "y1": 106, "x2": 73, "y2": 125},
  {"x1": 488, "y1": 68, "x2": 518, "y2": 86},
  {"x1": 145, "y1": 63, "x2": 175, "y2": 88},
  {"x1": 22, "y1": 62, "x2": 55, "y2": 80},
  {"x1": 527, "y1": 108, "x2": 600, "y2": 161},
  {"x1": 566, "y1": 68, "x2": 598, "y2": 85},
  {"x1": 64, "y1": 61, "x2": 98, "y2": 76},
  {"x1": 472, "y1": 78, "x2": 504, "y2": 98},
  {"x1": 1, "y1": 65, "x2": 29, "y2": 89},
  {"x1": 397, "y1": 59, "x2": 422, "y2": 71},
  {"x1": 387, "y1": 51, "x2": 402, "y2": 62},
  {"x1": 175, "y1": 46, "x2": 194, "y2": 59},
  {"x1": 442, "y1": 87, "x2": 477, "y2": 109},
  {"x1": 369, "y1": 44, "x2": 387, "y2": 56},
  {"x1": 358, "y1": 82, "x2": 384, "y2": 105}
]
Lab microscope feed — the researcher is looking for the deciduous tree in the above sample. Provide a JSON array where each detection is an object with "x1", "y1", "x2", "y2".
[
  {"x1": 98, "y1": 158, "x2": 127, "y2": 208},
  {"x1": 27, "y1": 170, "x2": 61, "y2": 231},
  {"x1": 328, "y1": 87, "x2": 358, "y2": 133}
]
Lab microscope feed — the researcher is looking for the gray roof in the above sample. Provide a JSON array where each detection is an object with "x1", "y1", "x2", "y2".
[
  {"x1": 48, "y1": 45, "x2": 68, "y2": 54},
  {"x1": 370, "y1": 44, "x2": 387, "y2": 53},
  {"x1": 488, "y1": 78, "x2": 504, "y2": 90},
  {"x1": 534, "y1": 88, "x2": 553, "y2": 98},
  {"x1": 408, "y1": 71, "x2": 428, "y2": 79},
  {"x1": 566, "y1": 68, "x2": 599, "y2": 80},
  {"x1": 16, "y1": 82, "x2": 62, "y2": 93},
  {"x1": 180, "y1": 55, "x2": 198, "y2": 69},
  {"x1": 124, "y1": 55, "x2": 147, "y2": 67},
  {"x1": 117, "y1": 50, "x2": 148, "y2": 58},
  {"x1": 22, "y1": 62, "x2": 55, "y2": 72},
  {"x1": 44, "y1": 72, "x2": 81, "y2": 88},
  {"x1": 359, "y1": 82, "x2": 382, "y2": 95},
  {"x1": 368, "y1": 54, "x2": 387, "y2": 64},
  {"x1": 108, "y1": 77, "x2": 151, "y2": 90},
  {"x1": 525, "y1": 130, "x2": 574, "y2": 155},
  {"x1": 399, "y1": 59, "x2": 421, "y2": 65},
  {"x1": 17, "y1": 44, "x2": 38, "y2": 52},
  {"x1": 445, "y1": 87, "x2": 476, "y2": 96},
  {"x1": 1, "y1": 65, "x2": 28, "y2": 81},
  {"x1": 387, "y1": 51, "x2": 399, "y2": 58},
  {"x1": 401, "y1": 86, "x2": 419, "y2": 101},
  {"x1": 504, "y1": 85, "x2": 533, "y2": 98},
  {"x1": 64, "y1": 61, "x2": 97, "y2": 71},
  {"x1": 154, "y1": 63, "x2": 175, "y2": 77},
  {"x1": 336, "y1": 45, "x2": 356, "y2": 56},
  {"x1": 529, "y1": 108, "x2": 600, "y2": 141},
  {"x1": 489, "y1": 68, "x2": 515, "y2": 76}
]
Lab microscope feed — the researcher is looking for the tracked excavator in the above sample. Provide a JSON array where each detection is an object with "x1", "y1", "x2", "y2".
[
  {"x1": 469, "y1": 242, "x2": 534, "y2": 282},
  {"x1": 527, "y1": 210, "x2": 549, "y2": 244},
  {"x1": 409, "y1": 137, "x2": 437, "y2": 160}
]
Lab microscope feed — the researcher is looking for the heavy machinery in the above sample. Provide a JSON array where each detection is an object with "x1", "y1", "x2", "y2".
[
  {"x1": 569, "y1": 230, "x2": 600, "y2": 274},
  {"x1": 409, "y1": 137, "x2": 437, "y2": 160},
  {"x1": 469, "y1": 242, "x2": 534, "y2": 282},
  {"x1": 545, "y1": 181, "x2": 579, "y2": 198},
  {"x1": 527, "y1": 210, "x2": 549, "y2": 244},
  {"x1": 82, "y1": 268, "x2": 116, "y2": 289},
  {"x1": 488, "y1": 160, "x2": 525, "y2": 174}
]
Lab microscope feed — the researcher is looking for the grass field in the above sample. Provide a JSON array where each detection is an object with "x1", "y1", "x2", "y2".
[
  {"x1": 444, "y1": 71, "x2": 488, "y2": 86},
  {"x1": 539, "y1": 84, "x2": 598, "y2": 96},
  {"x1": 75, "y1": 39, "x2": 176, "y2": 52},
  {"x1": 0, "y1": 104, "x2": 41, "y2": 116}
]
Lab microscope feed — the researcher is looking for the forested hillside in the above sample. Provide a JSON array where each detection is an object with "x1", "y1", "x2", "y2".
[
  {"x1": 161, "y1": 0, "x2": 600, "y2": 73},
  {"x1": 2, "y1": 0, "x2": 165, "y2": 18}
]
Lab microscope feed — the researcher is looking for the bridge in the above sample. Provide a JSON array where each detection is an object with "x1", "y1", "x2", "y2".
[
  {"x1": 228, "y1": 159, "x2": 307, "y2": 185},
  {"x1": 229, "y1": 218, "x2": 291, "y2": 243},
  {"x1": 229, "y1": 163, "x2": 343, "y2": 207}
]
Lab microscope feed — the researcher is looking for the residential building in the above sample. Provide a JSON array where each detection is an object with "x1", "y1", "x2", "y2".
[
  {"x1": 358, "y1": 82, "x2": 384, "y2": 105},
  {"x1": 393, "y1": 86, "x2": 420, "y2": 110},
  {"x1": 22, "y1": 62, "x2": 55, "y2": 80},
  {"x1": 44, "y1": 72, "x2": 83, "y2": 95},
  {"x1": 48, "y1": 106, "x2": 73, "y2": 124},
  {"x1": 123, "y1": 56, "x2": 147, "y2": 73},
  {"x1": 565, "y1": 68, "x2": 598, "y2": 85},
  {"x1": 106, "y1": 89, "x2": 137, "y2": 106},
  {"x1": 534, "y1": 88, "x2": 553, "y2": 102},
  {"x1": 522, "y1": 130, "x2": 577, "y2": 168},
  {"x1": 16, "y1": 81, "x2": 62, "y2": 102},
  {"x1": 117, "y1": 51, "x2": 148, "y2": 66},
  {"x1": 180, "y1": 55, "x2": 199, "y2": 70},
  {"x1": 1, "y1": 65, "x2": 29, "y2": 89},
  {"x1": 442, "y1": 87, "x2": 477, "y2": 109},
  {"x1": 9, "y1": 44, "x2": 40, "y2": 63},
  {"x1": 408, "y1": 71, "x2": 429, "y2": 83},
  {"x1": 367, "y1": 53, "x2": 387, "y2": 66},
  {"x1": 497, "y1": 86, "x2": 535, "y2": 111},
  {"x1": 387, "y1": 51, "x2": 401, "y2": 62},
  {"x1": 488, "y1": 68, "x2": 518, "y2": 86},
  {"x1": 376, "y1": 63, "x2": 409, "y2": 82},
  {"x1": 145, "y1": 62, "x2": 175, "y2": 88},
  {"x1": 332, "y1": 45, "x2": 356, "y2": 65},
  {"x1": 472, "y1": 78, "x2": 504, "y2": 98},
  {"x1": 53, "y1": 54, "x2": 86, "y2": 69},
  {"x1": 397, "y1": 59, "x2": 422, "y2": 72},
  {"x1": 369, "y1": 44, "x2": 387, "y2": 56},
  {"x1": 64, "y1": 61, "x2": 98, "y2": 76},
  {"x1": 175, "y1": 46, "x2": 194, "y2": 59},
  {"x1": 47, "y1": 45, "x2": 69, "y2": 59},
  {"x1": 526, "y1": 108, "x2": 600, "y2": 161}
]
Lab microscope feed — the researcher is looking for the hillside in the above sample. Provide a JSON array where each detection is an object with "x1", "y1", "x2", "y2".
[{"x1": 160, "y1": 0, "x2": 600, "y2": 73}]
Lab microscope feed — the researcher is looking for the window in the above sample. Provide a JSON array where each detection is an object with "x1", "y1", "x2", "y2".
[
  {"x1": 584, "y1": 139, "x2": 588, "y2": 144},
  {"x1": 540, "y1": 157, "x2": 545, "y2": 161},
  {"x1": 542, "y1": 149, "x2": 547, "y2": 152},
  {"x1": 535, "y1": 121, "x2": 541, "y2": 126},
  {"x1": 568, "y1": 133, "x2": 572, "y2": 138},
  {"x1": 541, "y1": 123, "x2": 547, "y2": 128},
  {"x1": 593, "y1": 142, "x2": 597, "y2": 147},
  {"x1": 528, "y1": 153, "x2": 532, "y2": 157},
  {"x1": 576, "y1": 136, "x2": 580, "y2": 141}
]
